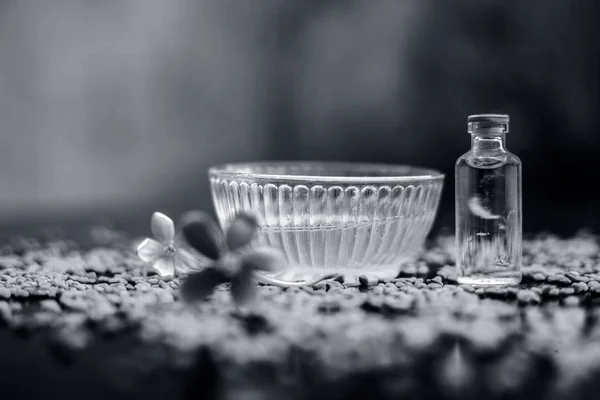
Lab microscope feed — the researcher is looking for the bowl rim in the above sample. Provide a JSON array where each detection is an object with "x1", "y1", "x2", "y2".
[{"x1": 208, "y1": 161, "x2": 445, "y2": 184}]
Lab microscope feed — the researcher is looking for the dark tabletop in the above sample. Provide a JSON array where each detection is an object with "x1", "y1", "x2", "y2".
[{"x1": 1, "y1": 229, "x2": 600, "y2": 400}]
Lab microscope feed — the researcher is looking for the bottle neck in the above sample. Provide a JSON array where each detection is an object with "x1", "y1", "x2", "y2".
[{"x1": 471, "y1": 134, "x2": 506, "y2": 154}]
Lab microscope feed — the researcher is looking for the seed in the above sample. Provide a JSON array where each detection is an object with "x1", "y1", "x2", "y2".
[
  {"x1": 40, "y1": 300, "x2": 61, "y2": 313},
  {"x1": 458, "y1": 285, "x2": 475, "y2": 293},
  {"x1": 559, "y1": 288, "x2": 575, "y2": 296},
  {"x1": 431, "y1": 276, "x2": 443, "y2": 284},
  {"x1": 372, "y1": 286, "x2": 384, "y2": 295},
  {"x1": 572, "y1": 282, "x2": 588, "y2": 293},
  {"x1": 517, "y1": 290, "x2": 540, "y2": 305},
  {"x1": 547, "y1": 288, "x2": 560, "y2": 297},
  {"x1": 547, "y1": 275, "x2": 571, "y2": 286}
]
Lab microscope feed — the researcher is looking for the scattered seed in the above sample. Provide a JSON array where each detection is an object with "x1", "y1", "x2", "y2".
[
  {"x1": 559, "y1": 288, "x2": 575, "y2": 297},
  {"x1": 517, "y1": 290, "x2": 541, "y2": 305},
  {"x1": 572, "y1": 282, "x2": 588, "y2": 293}
]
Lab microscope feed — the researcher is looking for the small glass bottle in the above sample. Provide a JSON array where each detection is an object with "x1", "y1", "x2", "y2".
[{"x1": 455, "y1": 114, "x2": 522, "y2": 285}]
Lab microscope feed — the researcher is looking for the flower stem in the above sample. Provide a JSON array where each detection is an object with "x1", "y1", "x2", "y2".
[{"x1": 256, "y1": 273, "x2": 339, "y2": 287}]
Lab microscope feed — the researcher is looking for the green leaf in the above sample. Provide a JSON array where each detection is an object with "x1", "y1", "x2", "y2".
[
  {"x1": 226, "y1": 213, "x2": 258, "y2": 251},
  {"x1": 180, "y1": 268, "x2": 229, "y2": 303},
  {"x1": 180, "y1": 211, "x2": 226, "y2": 260},
  {"x1": 230, "y1": 267, "x2": 257, "y2": 307}
]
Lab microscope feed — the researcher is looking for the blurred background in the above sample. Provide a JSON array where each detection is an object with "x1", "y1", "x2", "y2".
[{"x1": 0, "y1": 0, "x2": 598, "y2": 237}]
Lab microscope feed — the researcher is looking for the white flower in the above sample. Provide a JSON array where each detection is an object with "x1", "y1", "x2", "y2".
[{"x1": 136, "y1": 212, "x2": 202, "y2": 276}]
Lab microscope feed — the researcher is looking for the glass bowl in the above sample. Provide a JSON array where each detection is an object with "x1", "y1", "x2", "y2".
[{"x1": 209, "y1": 162, "x2": 444, "y2": 281}]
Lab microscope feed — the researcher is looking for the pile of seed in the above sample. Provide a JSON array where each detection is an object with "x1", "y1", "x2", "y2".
[{"x1": 1, "y1": 231, "x2": 600, "y2": 399}]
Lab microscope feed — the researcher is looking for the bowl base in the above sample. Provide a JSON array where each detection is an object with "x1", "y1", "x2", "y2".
[{"x1": 264, "y1": 265, "x2": 401, "y2": 284}]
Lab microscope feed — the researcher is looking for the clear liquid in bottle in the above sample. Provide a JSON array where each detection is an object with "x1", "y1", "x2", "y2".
[{"x1": 455, "y1": 114, "x2": 522, "y2": 285}]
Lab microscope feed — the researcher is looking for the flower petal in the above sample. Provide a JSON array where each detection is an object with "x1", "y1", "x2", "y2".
[
  {"x1": 151, "y1": 212, "x2": 175, "y2": 244},
  {"x1": 153, "y1": 256, "x2": 176, "y2": 276},
  {"x1": 137, "y1": 238, "x2": 164, "y2": 263},
  {"x1": 231, "y1": 267, "x2": 257, "y2": 307},
  {"x1": 241, "y1": 246, "x2": 287, "y2": 272},
  {"x1": 181, "y1": 211, "x2": 226, "y2": 260},
  {"x1": 226, "y1": 213, "x2": 258, "y2": 251},
  {"x1": 180, "y1": 267, "x2": 229, "y2": 303}
]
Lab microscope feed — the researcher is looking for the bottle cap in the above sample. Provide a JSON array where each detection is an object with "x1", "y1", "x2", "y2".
[{"x1": 467, "y1": 114, "x2": 509, "y2": 134}]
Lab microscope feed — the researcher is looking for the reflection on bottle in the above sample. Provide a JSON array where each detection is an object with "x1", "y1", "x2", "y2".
[{"x1": 467, "y1": 196, "x2": 501, "y2": 220}]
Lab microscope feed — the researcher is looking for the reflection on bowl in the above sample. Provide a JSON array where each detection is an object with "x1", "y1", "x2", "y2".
[{"x1": 209, "y1": 162, "x2": 444, "y2": 281}]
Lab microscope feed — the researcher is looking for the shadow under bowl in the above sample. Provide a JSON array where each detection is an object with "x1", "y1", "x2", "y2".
[{"x1": 209, "y1": 162, "x2": 444, "y2": 281}]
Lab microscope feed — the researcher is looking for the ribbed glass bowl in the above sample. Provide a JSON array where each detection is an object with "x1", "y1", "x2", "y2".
[{"x1": 209, "y1": 162, "x2": 444, "y2": 281}]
